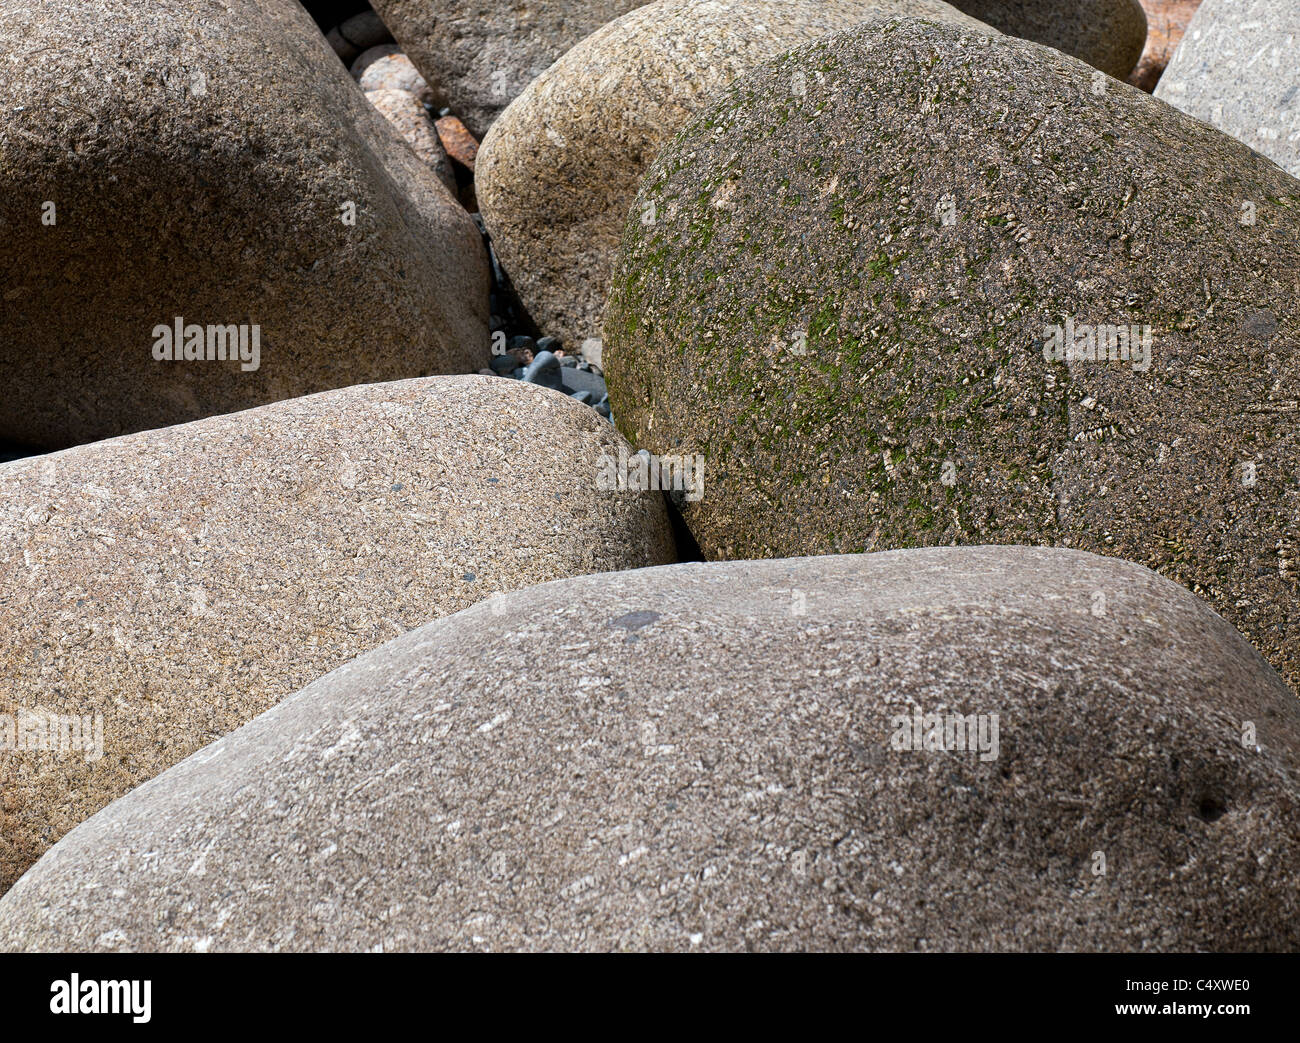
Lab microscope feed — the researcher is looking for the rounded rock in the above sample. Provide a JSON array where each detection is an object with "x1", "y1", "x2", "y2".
[
  {"x1": 0, "y1": 375, "x2": 677, "y2": 893},
  {"x1": 370, "y1": 0, "x2": 647, "y2": 137},
  {"x1": 605, "y1": 18, "x2": 1300, "y2": 689},
  {"x1": 0, "y1": 0, "x2": 488, "y2": 448},
  {"x1": 358, "y1": 52, "x2": 440, "y2": 108},
  {"x1": 1, "y1": 548, "x2": 1296, "y2": 951},
  {"x1": 364, "y1": 88, "x2": 458, "y2": 196},
  {"x1": 1154, "y1": 0, "x2": 1300, "y2": 179},
  {"x1": 950, "y1": 0, "x2": 1147, "y2": 79},
  {"x1": 478, "y1": 0, "x2": 995, "y2": 352}
]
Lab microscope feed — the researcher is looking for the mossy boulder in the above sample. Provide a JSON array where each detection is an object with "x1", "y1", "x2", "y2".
[
  {"x1": 605, "y1": 18, "x2": 1300, "y2": 689},
  {"x1": 478, "y1": 0, "x2": 993, "y2": 352}
]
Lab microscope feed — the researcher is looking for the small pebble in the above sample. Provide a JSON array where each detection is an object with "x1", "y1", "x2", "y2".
[
  {"x1": 325, "y1": 26, "x2": 359, "y2": 65},
  {"x1": 435, "y1": 115, "x2": 479, "y2": 170},
  {"x1": 339, "y1": 10, "x2": 392, "y2": 51},
  {"x1": 521, "y1": 350, "x2": 564, "y2": 391}
]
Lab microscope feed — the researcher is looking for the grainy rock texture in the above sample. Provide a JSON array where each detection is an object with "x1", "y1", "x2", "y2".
[
  {"x1": 358, "y1": 51, "x2": 439, "y2": 107},
  {"x1": 436, "y1": 115, "x2": 480, "y2": 171},
  {"x1": 366, "y1": 89, "x2": 459, "y2": 194},
  {"x1": 0, "y1": 0, "x2": 487, "y2": 449},
  {"x1": 605, "y1": 19, "x2": 1300, "y2": 689},
  {"x1": 370, "y1": 0, "x2": 646, "y2": 138},
  {"x1": 1, "y1": 547, "x2": 1297, "y2": 952},
  {"x1": 951, "y1": 0, "x2": 1147, "y2": 77},
  {"x1": 0, "y1": 376, "x2": 676, "y2": 895},
  {"x1": 478, "y1": 0, "x2": 993, "y2": 350},
  {"x1": 1155, "y1": 0, "x2": 1300, "y2": 177}
]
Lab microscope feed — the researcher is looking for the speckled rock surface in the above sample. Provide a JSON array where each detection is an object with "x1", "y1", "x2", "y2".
[
  {"x1": 366, "y1": 89, "x2": 459, "y2": 195},
  {"x1": 950, "y1": 0, "x2": 1147, "y2": 77},
  {"x1": 369, "y1": 0, "x2": 646, "y2": 138},
  {"x1": 478, "y1": 0, "x2": 993, "y2": 351},
  {"x1": 605, "y1": 18, "x2": 1300, "y2": 689},
  {"x1": 0, "y1": 0, "x2": 488, "y2": 450},
  {"x1": 358, "y1": 51, "x2": 440, "y2": 107},
  {"x1": 1155, "y1": 0, "x2": 1300, "y2": 178},
  {"x1": 0, "y1": 376, "x2": 676, "y2": 895},
  {"x1": 2, "y1": 547, "x2": 1297, "y2": 952}
]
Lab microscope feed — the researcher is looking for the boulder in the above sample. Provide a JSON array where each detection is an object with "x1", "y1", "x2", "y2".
[
  {"x1": 370, "y1": 0, "x2": 646, "y2": 137},
  {"x1": 365, "y1": 89, "x2": 459, "y2": 195},
  {"x1": 950, "y1": 0, "x2": 1147, "y2": 78},
  {"x1": 0, "y1": 376, "x2": 676, "y2": 894},
  {"x1": 1155, "y1": 0, "x2": 1300, "y2": 178},
  {"x1": 604, "y1": 18, "x2": 1300, "y2": 689},
  {"x1": 478, "y1": 0, "x2": 993, "y2": 351},
  {"x1": 0, "y1": 0, "x2": 488, "y2": 449},
  {"x1": 1, "y1": 547, "x2": 1296, "y2": 952},
  {"x1": 357, "y1": 51, "x2": 440, "y2": 107}
]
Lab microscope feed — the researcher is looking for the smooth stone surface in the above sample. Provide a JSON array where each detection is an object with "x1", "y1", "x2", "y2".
[
  {"x1": 325, "y1": 24, "x2": 359, "y2": 64},
  {"x1": 358, "y1": 51, "x2": 439, "y2": 107},
  {"x1": 560, "y1": 364, "x2": 607, "y2": 399},
  {"x1": 2, "y1": 547, "x2": 1296, "y2": 952},
  {"x1": 1155, "y1": 0, "x2": 1300, "y2": 178},
  {"x1": 365, "y1": 89, "x2": 459, "y2": 195},
  {"x1": 0, "y1": 0, "x2": 488, "y2": 449},
  {"x1": 339, "y1": 9, "x2": 393, "y2": 49},
  {"x1": 605, "y1": 18, "x2": 1300, "y2": 689},
  {"x1": 370, "y1": 0, "x2": 646, "y2": 138},
  {"x1": 0, "y1": 376, "x2": 676, "y2": 894},
  {"x1": 950, "y1": 0, "x2": 1148, "y2": 78},
  {"x1": 478, "y1": 0, "x2": 994, "y2": 352},
  {"x1": 350, "y1": 42, "x2": 402, "y2": 77},
  {"x1": 521, "y1": 350, "x2": 565, "y2": 390}
]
